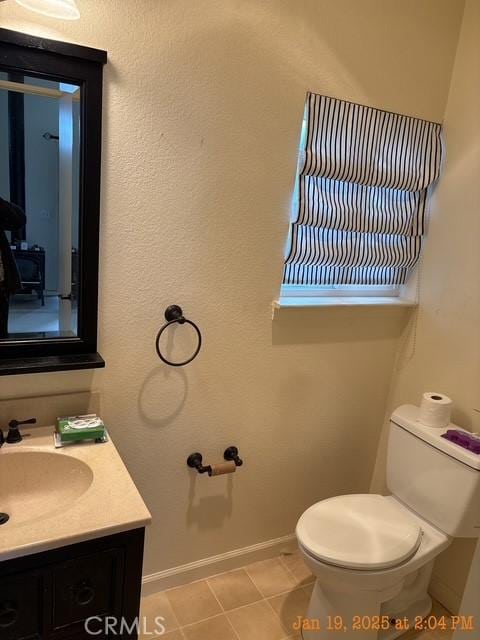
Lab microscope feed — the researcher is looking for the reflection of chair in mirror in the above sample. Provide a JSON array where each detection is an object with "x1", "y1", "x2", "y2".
[{"x1": 12, "y1": 248, "x2": 45, "y2": 305}]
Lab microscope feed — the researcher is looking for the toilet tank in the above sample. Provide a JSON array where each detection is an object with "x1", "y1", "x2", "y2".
[{"x1": 387, "y1": 405, "x2": 480, "y2": 537}]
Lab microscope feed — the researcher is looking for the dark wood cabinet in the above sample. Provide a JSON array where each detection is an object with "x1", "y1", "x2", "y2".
[
  {"x1": 50, "y1": 548, "x2": 124, "y2": 635},
  {"x1": 0, "y1": 528, "x2": 144, "y2": 640},
  {"x1": 0, "y1": 570, "x2": 43, "y2": 640}
]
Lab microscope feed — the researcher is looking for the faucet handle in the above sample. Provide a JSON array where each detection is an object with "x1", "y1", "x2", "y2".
[
  {"x1": 8, "y1": 417, "x2": 37, "y2": 429},
  {"x1": 6, "y1": 418, "x2": 36, "y2": 443}
]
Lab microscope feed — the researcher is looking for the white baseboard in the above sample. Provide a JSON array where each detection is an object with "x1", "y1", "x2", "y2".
[
  {"x1": 142, "y1": 533, "x2": 297, "y2": 596},
  {"x1": 429, "y1": 573, "x2": 462, "y2": 614}
]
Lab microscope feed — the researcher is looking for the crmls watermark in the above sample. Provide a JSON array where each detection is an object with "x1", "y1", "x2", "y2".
[{"x1": 85, "y1": 616, "x2": 166, "y2": 636}]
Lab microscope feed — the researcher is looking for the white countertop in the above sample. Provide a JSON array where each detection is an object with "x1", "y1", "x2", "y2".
[{"x1": 0, "y1": 425, "x2": 151, "y2": 561}]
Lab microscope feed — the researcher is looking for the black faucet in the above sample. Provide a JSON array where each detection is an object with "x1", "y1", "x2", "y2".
[
  {"x1": 5, "y1": 418, "x2": 37, "y2": 444},
  {"x1": 0, "y1": 429, "x2": 4, "y2": 448}
]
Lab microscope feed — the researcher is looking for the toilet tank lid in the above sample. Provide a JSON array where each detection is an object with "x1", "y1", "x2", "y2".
[{"x1": 391, "y1": 405, "x2": 480, "y2": 471}]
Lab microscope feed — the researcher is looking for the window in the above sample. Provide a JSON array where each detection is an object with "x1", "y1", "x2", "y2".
[{"x1": 280, "y1": 93, "x2": 442, "y2": 306}]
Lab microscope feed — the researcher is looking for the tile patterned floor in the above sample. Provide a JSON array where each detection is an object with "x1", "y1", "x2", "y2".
[{"x1": 140, "y1": 551, "x2": 454, "y2": 639}]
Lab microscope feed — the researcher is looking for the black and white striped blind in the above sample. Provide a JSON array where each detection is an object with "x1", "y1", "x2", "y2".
[{"x1": 283, "y1": 93, "x2": 442, "y2": 286}]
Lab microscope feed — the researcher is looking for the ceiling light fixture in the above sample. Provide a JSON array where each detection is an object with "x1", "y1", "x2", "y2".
[{"x1": 15, "y1": 0, "x2": 80, "y2": 20}]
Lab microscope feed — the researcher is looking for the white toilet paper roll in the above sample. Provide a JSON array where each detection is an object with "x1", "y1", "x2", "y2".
[{"x1": 418, "y1": 392, "x2": 452, "y2": 428}]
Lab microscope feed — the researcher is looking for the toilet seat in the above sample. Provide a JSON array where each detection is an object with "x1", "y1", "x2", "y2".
[{"x1": 296, "y1": 494, "x2": 423, "y2": 571}]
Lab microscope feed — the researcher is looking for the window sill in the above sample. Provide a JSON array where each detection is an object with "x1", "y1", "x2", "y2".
[{"x1": 273, "y1": 296, "x2": 417, "y2": 310}]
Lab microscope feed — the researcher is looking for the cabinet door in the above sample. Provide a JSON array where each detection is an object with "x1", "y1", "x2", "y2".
[
  {"x1": 50, "y1": 548, "x2": 124, "y2": 635},
  {"x1": 0, "y1": 571, "x2": 43, "y2": 640}
]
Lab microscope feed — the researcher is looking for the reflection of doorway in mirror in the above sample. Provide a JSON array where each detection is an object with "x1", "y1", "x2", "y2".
[{"x1": 0, "y1": 73, "x2": 80, "y2": 339}]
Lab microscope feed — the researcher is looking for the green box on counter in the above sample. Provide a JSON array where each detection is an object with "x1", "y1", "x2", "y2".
[{"x1": 56, "y1": 414, "x2": 105, "y2": 443}]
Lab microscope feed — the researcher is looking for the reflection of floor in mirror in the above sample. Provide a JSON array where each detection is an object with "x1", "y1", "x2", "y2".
[{"x1": 8, "y1": 295, "x2": 78, "y2": 335}]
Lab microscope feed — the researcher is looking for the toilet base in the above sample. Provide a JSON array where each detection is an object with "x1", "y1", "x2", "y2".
[
  {"x1": 378, "y1": 595, "x2": 432, "y2": 640},
  {"x1": 300, "y1": 592, "x2": 432, "y2": 640},
  {"x1": 301, "y1": 561, "x2": 435, "y2": 640},
  {"x1": 301, "y1": 580, "x2": 387, "y2": 639},
  {"x1": 378, "y1": 561, "x2": 434, "y2": 639}
]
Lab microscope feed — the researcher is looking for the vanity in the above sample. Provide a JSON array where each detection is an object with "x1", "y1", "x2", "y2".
[{"x1": 0, "y1": 426, "x2": 151, "y2": 639}]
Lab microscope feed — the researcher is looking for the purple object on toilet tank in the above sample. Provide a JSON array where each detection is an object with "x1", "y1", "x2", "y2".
[{"x1": 441, "y1": 429, "x2": 480, "y2": 454}]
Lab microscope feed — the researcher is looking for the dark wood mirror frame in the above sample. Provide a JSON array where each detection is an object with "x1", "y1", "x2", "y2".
[{"x1": 0, "y1": 29, "x2": 107, "y2": 376}]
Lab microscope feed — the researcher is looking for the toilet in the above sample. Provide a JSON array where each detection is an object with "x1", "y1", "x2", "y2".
[{"x1": 296, "y1": 404, "x2": 480, "y2": 640}]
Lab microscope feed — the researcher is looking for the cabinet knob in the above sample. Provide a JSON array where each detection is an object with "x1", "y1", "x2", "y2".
[
  {"x1": 74, "y1": 581, "x2": 95, "y2": 606},
  {"x1": 0, "y1": 601, "x2": 18, "y2": 628}
]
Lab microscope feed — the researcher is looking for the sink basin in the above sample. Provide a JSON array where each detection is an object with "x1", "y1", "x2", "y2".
[
  {"x1": 0, "y1": 450, "x2": 94, "y2": 528},
  {"x1": 0, "y1": 425, "x2": 151, "y2": 562}
]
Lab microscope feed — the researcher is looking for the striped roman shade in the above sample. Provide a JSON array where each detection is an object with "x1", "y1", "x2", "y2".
[{"x1": 283, "y1": 93, "x2": 442, "y2": 286}]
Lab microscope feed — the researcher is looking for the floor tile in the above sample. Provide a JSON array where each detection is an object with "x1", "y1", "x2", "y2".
[
  {"x1": 427, "y1": 627, "x2": 453, "y2": 639},
  {"x1": 426, "y1": 601, "x2": 454, "y2": 639},
  {"x1": 228, "y1": 600, "x2": 287, "y2": 640},
  {"x1": 141, "y1": 556, "x2": 453, "y2": 640},
  {"x1": 165, "y1": 580, "x2": 222, "y2": 626},
  {"x1": 401, "y1": 601, "x2": 453, "y2": 640},
  {"x1": 140, "y1": 627, "x2": 183, "y2": 640},
  {"x1": 182, "y1": 614, "x2": 237, "y2": 640},
  {"x1": 156, "y1": 632, "x2": 184, "y2": 640},
  {"x1": 140, "y1": 591, "x2": 179, "y2": 633},
  {"x1": 208, "y1": 568, "x2": 263, "y2": 610},
  {"x1": 280, "y1": 551, "x2": 315, "y2": 586},
  {"x1": 268, "y1": 587, "x2": 310, "y2": 637},
  {"x1": 245, "y1": 557, "x2": 296, "y2": 597},
  {"x1": 402, "y1": 627, "x2": 431, "y2": 639}
]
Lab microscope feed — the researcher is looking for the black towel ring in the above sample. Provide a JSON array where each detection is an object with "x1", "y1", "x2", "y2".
[{"x1": 155, "y1": 305, "x2": 202, "y2": 367}]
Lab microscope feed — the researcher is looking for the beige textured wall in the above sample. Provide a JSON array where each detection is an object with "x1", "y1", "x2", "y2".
[
  {"x1": 371, "y1": 0, "x2": 479, "y2": 614},
  {"x1": 0, "y1": 1, "x2": 464, "y2": 577}
]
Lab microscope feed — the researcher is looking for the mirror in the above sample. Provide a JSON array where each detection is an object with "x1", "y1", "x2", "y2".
[
  {"x1": 0, "y1": 28, "x2": 107, "y2": 375},
  {"x1": 0, "y1": 73, "x2": 81, "y2": 339}
]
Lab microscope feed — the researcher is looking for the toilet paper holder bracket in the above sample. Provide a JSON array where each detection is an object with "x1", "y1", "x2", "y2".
[{"x1": 187, "y1": 447, "x2": 243, "y2": 476}]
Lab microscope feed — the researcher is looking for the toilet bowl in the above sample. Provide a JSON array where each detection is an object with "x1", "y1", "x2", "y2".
[{"x1": 295, "y1": 405, "x2": 480, "y2": 640}]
